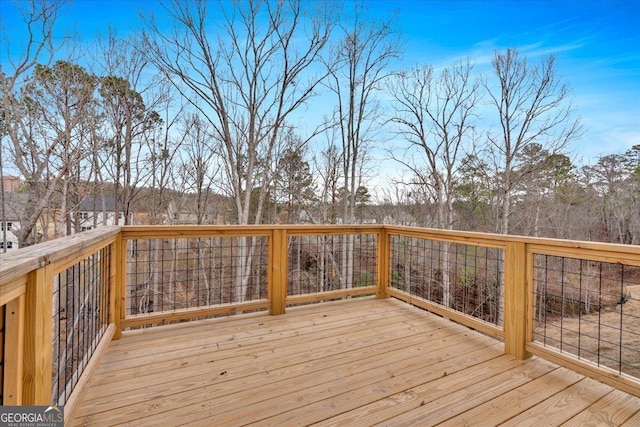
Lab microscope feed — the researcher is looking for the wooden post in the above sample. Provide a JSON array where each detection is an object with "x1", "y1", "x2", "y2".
[
  {"x1": 377, "y1": 228, "x2": 390, "y2": 299},
  {"x1": 4, "y1": 295, "x2": 25, "y2": 404},
  {"x1": 270, "y1": 229, "x2": 287, "y2": 315},
  {"x1": 112, "y1": 236, "x2": 123, "y2": 340},
  {"x1": 504, "y1": 241, "x2": 530, "y2": 360},
  {"x1": 22, "y1": 265, "x2": 53, "y2": 405}
]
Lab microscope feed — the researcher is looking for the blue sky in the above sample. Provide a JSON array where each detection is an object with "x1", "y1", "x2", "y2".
[
  {"x1": 1, "y1": 0, "x2": 639, "y2": 165},
  {"x1": 390, "y1": 0, "x2": 640, "y2": 163}
]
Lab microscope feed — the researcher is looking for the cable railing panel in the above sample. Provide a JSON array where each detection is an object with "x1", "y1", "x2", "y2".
[
  {"x1": 51, "y1": 245, "x2": 111, "y2": 405},
  {"x1": 286, "y1": 233, "x2": 378, "y2": 304},
  {"x1": 532, "y1": 253, "x2": 640, "y2": 379},
  {"x1": 125, "y1": 236, "x2": 269, "y2": 322},
  {"x1": 388, "y1": 234, "x2": 505, "y2": 328}
]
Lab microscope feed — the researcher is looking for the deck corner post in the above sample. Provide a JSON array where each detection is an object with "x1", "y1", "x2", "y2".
[
  {"x1": 504, "y1": 241, "x2": 531, "y2": 360},
  {"x1": 270, "y1": 229, "x2": 287, "y2": 315},
  {"x1": 22, "y1": 265, "x2": 53, "y2": 405}
]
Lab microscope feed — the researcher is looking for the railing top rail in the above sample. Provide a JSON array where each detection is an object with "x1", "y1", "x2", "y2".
[
  {"x1": 121, "y1": 224, "x2": 384, "y2": 235},
  {"x1": 3, "y1": 223, "x2": 639, "y2": 298},
  {"x1": 384, "y1": 225, "x2": 509, "y2": 248},
  {"x1": 384, "y1": 225, "x2": 640, "y2": 257},
  {"x1": 0, "y1": 226, "x2": 121, "y2": 292}
]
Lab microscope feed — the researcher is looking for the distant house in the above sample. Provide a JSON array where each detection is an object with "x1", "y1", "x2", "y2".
[
  {"x1": 1, "y1": 175, "x2": 22, "y2": 192},
  {"x1": 0, "y1": 221, "x2": 19, "y2": 251},
  {"x1": 73, "y1": 196, "x2": 129, "y2": 232},
  {"x1": 166, "y1": 200, "x2": 199, "y2": 225},
  {"x1": 0, "y1": 192, "x2": 28, "y2": 251}
]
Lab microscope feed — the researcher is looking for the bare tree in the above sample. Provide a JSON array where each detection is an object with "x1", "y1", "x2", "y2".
[
  {"x1": 388, "y1": 61, "x2": 480, "y2": 308},
  {"x1": 143, "y1": 0, "x2": 333, "y2": 225},
  {"x1": 313, "y1": 135, "x2": 342, "y2": 225},
  {"x1": 6, "y1": 61, "x2": 98, "y2": 244},
  {"x1": 326, "y1": 1, "x2": 401, "y2": 225},
  {"x1": 485, "y1": 48, "x2": 582, "y2": 234},
  {"x1": 0, "y1": 0, "x2": 68, "y2": 246},
  {"x1": 388, "y1": 61, "x2": 480, "y2": 230},
  {"x1": 175, "y1": 113, "x2": 221, "y2": 225},
  {"x1": 143, "y1": 0, "x2": 333, "y2": 302},
  {"x1": 95, "y1": 33, "x2": 166, "y2": 225},
  {"x1": 46, "y1": 63, "x2": 100, "y2": 236},
  {"x1": 323, "y1": 1, "x2": 400, "y2": 289},
  {"x1": 144, "y1": 94, "x2": 185, "y2": 226}
]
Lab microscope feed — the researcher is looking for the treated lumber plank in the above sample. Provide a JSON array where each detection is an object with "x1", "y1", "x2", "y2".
[
  {"x1": 500, "y1": 377, "x2": 615, "y2": 426},
  {"x1": 105, "y1": 299, "x2": 415, "y2": 353},
  {"x1": 123, "y1": 338, "x2": 501, "y2": 427},
  {"x1": 376, "y1": 228, "x2": 389, "y2": 299},
  {"x1": 269, "y1": 229, "x2": 287, "y2": 314},
  {"x1": 621, "y1": 409, "x2": 640, "y2": 426},
  {"x1": 526, "y1": 243, "x2": 640, "y2": 266},
  {"x1": 80, "y1": 315, "x2": 461, "y2": 401},
  {"x1": 527, "y1": 341, "x2": 640, "y2": 397},
  {"x1": 120, "y1": 224, "x2": 382, "y2": 239},
  {"x1": 88, "y1": 302, "x2": 448, "y2": 371},
  {"x1": 383, "y1": 225, "x2": 508, "y2": 249},
  {"x1": 320, "y1": 356, "x2": 555, "y2": 427},
  {"x1": 77, "y1": 327, "x2": 459, "y2": 415},
  {"x1": 111, "y1": 303, "x2": 394, "y2": 351},
  {"x1": 63, "y1": 324, "x2": 115, "y2": 422},
  {"x1": 388, "y1": 288, "x2": 503, "y2": 339},
  {"x1": 504, "y1": 241, "x2": 528, "y2": 359},
  {"x1": 89, "y1": 322, "x2": 431, "y2": 393},
  {"x1": 241, "y1": 347, "x2": 509, "y2": 427},
  {"x1": 285, "y1": 286, "x2": 378, "y2": 305},
  {"x1": 77, "y1": 314, "x2": 468, "y2": 413},
  {"x1": 70, "y1": 298, "x2": 640, "y2": 427},
  {"x1": 383, "y1": 224, "x2": 640, "y2": 259},
  {"x1": 120, "y1": 300, "x2": 270, "y2": 328},
  {"x1": 110, "y1": 235, "x2": 120, "y2": 340},
  {"x1": 0, "y1": 227, "x2": 120, "y2": 289},
  {"x1": 75, "y1": 304, "x2": 495, "y2": 424},
  {"x1": 320, "y1": 358, "x2": 539, "y2": 426},
  {"x1": 113, "y1": 296, "x2": 387, "y2": 344},
  {"x1": 94, "y1": 308, "x2": 430, "y2": 373},
  {"x1": 22, "y1": 266, "x2": 53, "y2": 405},
  {"x1": 0, "y1": 276, "x2": 26, "y2": 307},
  {"x1": 99, "y1": 301, "x2": 436, "y2": 358},
  {"x1": 560, "y1": 389, "x2": 640, "y2": 426},
  {"x1": 437, "y1": 367, "x2": 583, "y2": 426}
]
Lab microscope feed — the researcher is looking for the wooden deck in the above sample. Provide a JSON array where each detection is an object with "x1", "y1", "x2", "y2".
[{"x1": 72, "y1": 297, "x2": 640, "y2": 426}]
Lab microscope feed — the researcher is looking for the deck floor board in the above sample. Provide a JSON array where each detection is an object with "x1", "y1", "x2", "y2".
[{"x1": 72, "y1": 297, "x2": 640, "y2": 426}]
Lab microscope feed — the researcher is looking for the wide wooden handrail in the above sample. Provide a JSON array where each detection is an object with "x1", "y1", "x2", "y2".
[
  {"x1": 0, "y1": 226, "x2": 122, "y2": 303},
  {"x1": 1, "y1": 223, "x2": 639, "y2": 415}
]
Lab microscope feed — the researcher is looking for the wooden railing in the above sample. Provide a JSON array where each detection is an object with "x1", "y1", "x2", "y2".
[
  {"x1": 0, "y1": 226, "x2": 120, "y2": 409},
  {"x1": 1, "y1": 224, "x2": 639, "y2": 417}
]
